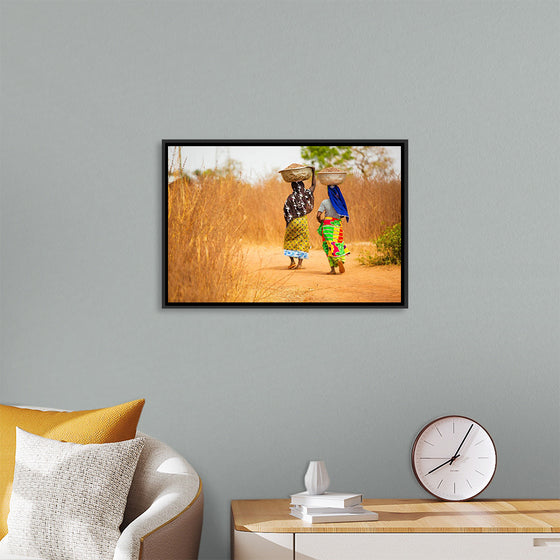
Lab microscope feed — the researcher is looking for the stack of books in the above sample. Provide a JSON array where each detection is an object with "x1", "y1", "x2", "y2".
[{"x1": 289, "y1": 491, "x2": 378, "y2": 524}]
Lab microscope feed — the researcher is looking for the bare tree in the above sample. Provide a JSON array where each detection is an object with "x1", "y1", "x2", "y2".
[{"x1": 351, "y1": 146, "x2": 395, "y2": 178}]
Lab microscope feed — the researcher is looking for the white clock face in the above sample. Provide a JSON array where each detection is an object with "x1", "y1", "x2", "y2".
[{"x1": 412, "y1": 416, "x2": 497, "y2": 501}]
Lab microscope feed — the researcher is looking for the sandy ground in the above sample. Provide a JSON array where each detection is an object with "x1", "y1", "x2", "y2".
[{"x1": 243, "y1": 242, "x2": 401, "y2": 303}]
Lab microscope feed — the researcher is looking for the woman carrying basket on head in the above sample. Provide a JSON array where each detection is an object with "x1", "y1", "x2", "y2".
[
  {"x1": 280, "y1": 163, "x2": 316, "y2": 269},
  {"x1": 316, "y1": 167, "x2": 350, "y2": 274}
]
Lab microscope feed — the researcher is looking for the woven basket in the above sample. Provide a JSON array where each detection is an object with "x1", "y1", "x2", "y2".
[
  {"x1": 317, "y1": 170, "x2": 347, "y2": 185},
  {"x1": 278, "y1": 164, "x2": 313, "y2": 183}
]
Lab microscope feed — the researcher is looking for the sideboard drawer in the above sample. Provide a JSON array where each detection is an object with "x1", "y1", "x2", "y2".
[
  {"x1": 296, "y1": 533, "x2": 560, "y2": 560},
  {"x1": 233, "y1": 531, "x2": 293, "y2": 560}
]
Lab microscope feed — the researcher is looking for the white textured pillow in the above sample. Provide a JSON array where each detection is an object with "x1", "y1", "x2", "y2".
[{"x1": 3, "y1": 428, "x2": 144, "y2": 560}]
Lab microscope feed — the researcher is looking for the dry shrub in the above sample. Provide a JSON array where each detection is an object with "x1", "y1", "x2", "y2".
[
  {"x1": 237, "y1": 176, "x2": 287, "y2": 244},
  {"x1": 167, "y1": 176, "x2": 248, "y2": 302},
  {"x1": 340, "y1": 174, "x2": 401, "y2": 241}
]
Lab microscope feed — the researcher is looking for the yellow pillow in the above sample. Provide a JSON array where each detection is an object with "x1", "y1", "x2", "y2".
[{"x1": 0, "y1": 398, "x2": 145, "y2": 538}]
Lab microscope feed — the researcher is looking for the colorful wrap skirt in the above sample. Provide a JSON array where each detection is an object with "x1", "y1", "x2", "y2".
[
  {"x1": 283, "y1": 216, "x2": 310, "y2": 259},
  {"x1": 318, "y1": 217, "x2": 348, "y2": 266}
]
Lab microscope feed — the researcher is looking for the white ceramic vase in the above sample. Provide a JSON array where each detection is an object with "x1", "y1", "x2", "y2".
[{"x1": 304, "y1": 460, "x2": 330, "y2": 495}]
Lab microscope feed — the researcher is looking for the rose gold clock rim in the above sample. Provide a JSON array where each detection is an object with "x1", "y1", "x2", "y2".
[{"x1": 411, "y1": 415, "x2": 498, "y2": 502}]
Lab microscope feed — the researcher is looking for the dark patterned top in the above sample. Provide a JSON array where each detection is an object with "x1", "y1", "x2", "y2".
[{"x1": 283, "y1": 182, "x2": 314, "y2": 225}]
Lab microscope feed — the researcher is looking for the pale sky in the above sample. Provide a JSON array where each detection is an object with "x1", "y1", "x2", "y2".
[{"x1": 168, "y1": 145, "x2": 402, "y2": 182}]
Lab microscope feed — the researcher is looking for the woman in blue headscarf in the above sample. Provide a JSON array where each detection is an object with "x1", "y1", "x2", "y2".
[{"x1": 317, "y1": 177, "x2": 350, "y2": 274}]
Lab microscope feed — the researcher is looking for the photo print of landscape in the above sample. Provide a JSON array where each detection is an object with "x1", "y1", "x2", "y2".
[{"x1": 163, "y1": 141, "x2": 407, "y2": 306}]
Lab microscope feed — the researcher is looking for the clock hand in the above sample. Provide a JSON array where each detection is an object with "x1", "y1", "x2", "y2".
[
  {"x1": 449, "y1": 424, "x2": 473, "y2": 464},
  {"x1": 426, "y1": 424, "x2": 473, "y2": 475},
  {"x1": 426, "y1": 455, "x2": 460, "y2": 475}
]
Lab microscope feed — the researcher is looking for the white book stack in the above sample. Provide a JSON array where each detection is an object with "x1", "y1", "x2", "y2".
[{"x1": 289, "y1": 491, "x2": 378, "y2": 524}]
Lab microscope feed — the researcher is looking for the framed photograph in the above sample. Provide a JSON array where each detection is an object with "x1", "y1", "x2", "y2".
[{"x1": 163, "y1": 140, "x2": 407, "y2": 307}]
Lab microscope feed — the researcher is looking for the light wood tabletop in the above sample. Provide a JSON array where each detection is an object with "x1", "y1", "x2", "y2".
[{"x1": 231, "y1": 499, "x2": 560, "y2": 533}]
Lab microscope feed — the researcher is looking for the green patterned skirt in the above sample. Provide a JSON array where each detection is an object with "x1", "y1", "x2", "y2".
[{"x1": 318, "y1": 217, "x2": 348, "y2": 266}]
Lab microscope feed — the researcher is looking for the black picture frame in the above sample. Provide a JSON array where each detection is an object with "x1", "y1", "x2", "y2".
[{"x1": 163, "y1": 140, "x2": 408, "y2": 308}]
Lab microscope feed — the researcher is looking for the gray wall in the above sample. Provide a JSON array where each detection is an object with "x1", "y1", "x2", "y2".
[{"x1": 1, "y1": 1, "x2": 558, "y2": 558}]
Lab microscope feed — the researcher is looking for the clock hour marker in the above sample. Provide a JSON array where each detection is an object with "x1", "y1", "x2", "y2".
[
  {"x1": 466, "y1": 479, "x2": 472, "y2": 489},
  {"x1": 423, "y1": 440, "x2": 435, "y2": 446},
  {"x1": 435, "y1": 427, "x2": 443, "y2": 438},
  {"x1": 419, "y1": 457, "x2": 451, "y2": 460},
  {"x1": 453, "y1": 421, "x2": 455, "y2": 434},
  {"x1": 475, "y1": 470, "x2": 485, "y2": 476},
  {"x1": 437, "y1": 479, "x2": 443, "y2": 489},
  {"x1": 453, "y1": 483, "x2": 456, "y2": 494},
  {"x1": 474, "y1": 440, "x2": 484, "y2": 446},
  {"x1": 478, "y1": 457, "x2": 489, "y2": 459}
]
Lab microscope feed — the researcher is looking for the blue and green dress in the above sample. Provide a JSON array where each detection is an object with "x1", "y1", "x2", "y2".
[
  {"x1": 318, "y1": 216, "x2": 348, "y2": 266},
  {"x1": 317, "y1": 185, "x2": 350, "y2": 266}
]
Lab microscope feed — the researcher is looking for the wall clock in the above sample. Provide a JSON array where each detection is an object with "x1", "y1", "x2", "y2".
[{"x1": 411, "y1": 415, "x2": 497, "y2": 501}]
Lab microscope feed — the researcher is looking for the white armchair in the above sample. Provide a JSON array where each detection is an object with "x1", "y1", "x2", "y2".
[{"x1": 0, "y1": 431, "x2": 203, "y2": 560}]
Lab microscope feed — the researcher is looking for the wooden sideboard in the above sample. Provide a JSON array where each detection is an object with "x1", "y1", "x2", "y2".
[{"x1": 231, "y1": 498, "x2": 560, "y2": 559}]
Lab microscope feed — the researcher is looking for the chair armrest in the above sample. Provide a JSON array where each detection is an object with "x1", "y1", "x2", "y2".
[
  {"x1": 114, "y1": 433, "x2": 203, "y2": 560},
  {"x1": 114, "y1": 484, "x2": 203, "y2": 560}
]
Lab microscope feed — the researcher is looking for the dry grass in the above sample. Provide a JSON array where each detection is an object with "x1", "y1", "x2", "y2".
[
  {"x1": 323, "y1": 174, "x2": 401, "y2": 241},
  {"x1": 167, "y1": 172, "x2": 401, "y2": 302},
  {"x1": 167, "y1": 176, "x2": 248, "y2": 302}
]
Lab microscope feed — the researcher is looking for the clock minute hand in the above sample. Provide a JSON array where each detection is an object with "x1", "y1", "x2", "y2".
[
  {"x1": 450, "y1": 423, "x2": 473, "y2": 464},
  {"x1": 426, "y1": 455, "x2": 460, "y2": 475}
]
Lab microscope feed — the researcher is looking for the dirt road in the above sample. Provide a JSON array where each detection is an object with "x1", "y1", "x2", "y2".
[{"x1": 243, "y1": 243, "x2": 401, "y2": 303}]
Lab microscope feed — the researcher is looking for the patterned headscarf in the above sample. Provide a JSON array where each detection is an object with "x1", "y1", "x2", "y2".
[
  {"x1": 284, "y1": 181, "x2": 314, "y2": 224},
  {"x1": 328, "y1": 185, "x2": 349, "y2": 222}
]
